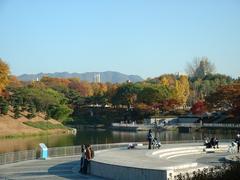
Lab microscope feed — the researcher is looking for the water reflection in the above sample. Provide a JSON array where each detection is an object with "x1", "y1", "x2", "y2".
[{"x1": 0, "y1": 128, "x2": 238, "y2": 153}]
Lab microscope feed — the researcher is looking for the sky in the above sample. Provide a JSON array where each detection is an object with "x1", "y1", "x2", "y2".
[{"x1": 0, "y1": 0, "x2": 239, "y2": 79}]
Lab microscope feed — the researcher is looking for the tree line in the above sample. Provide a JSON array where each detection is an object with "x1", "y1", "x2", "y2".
[{"x1": 0, "y1": 57, "x2": 239, "y2": 124}]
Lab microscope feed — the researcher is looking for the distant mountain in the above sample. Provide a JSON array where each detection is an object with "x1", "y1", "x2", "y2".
[{"x1": 17, "y1": 71, "x2": 143, "y2": 83}]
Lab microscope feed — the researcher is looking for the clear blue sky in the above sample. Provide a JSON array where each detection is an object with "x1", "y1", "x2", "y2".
[{"x1": 0, "y1": 0, "x2": 239, "y2": 79}]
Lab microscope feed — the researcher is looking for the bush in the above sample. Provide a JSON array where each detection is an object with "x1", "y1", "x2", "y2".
[{"x1": 175, "y1": 162, "x2": 240, "y2": 180}]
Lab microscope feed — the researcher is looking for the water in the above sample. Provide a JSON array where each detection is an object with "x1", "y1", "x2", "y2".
[{"x1": 0, "y1": 128, "x2": 238, "y2": 153}]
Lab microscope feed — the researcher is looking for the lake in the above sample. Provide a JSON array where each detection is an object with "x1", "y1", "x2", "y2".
[{"x1": 0, "y1": 128, "x2": 238, "y2": 153}]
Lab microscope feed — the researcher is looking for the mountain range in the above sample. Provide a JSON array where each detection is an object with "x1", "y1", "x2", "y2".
[{"x1": 17, "y1": 71, "x2": 143, "y2": 83}]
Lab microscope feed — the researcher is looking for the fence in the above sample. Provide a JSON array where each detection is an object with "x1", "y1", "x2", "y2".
[
  {"x1": 0, "y1": 142, "x2": 135, "y2": 165},
  {"x1": 0, "y1": 140, "x2": 232, "y2": 165},
  {"x1": 0, "y1": 150, "x2": 36, "y2": 165}
]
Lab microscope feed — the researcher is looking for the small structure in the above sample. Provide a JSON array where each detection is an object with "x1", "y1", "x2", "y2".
[
  {"x1": 144, "y1": 116, "x2": 177, "y2": 125},
  {"x1": 39, "y1": 143, "x2": 48, "y2": 160}
]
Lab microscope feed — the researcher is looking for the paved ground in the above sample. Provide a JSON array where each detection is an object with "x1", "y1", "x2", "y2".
[
  {"x1": 0, "y1": 143, "x2": 232, "y2": 180},
  {"x1": 95, "y1": 143, "x2": 229, "y2": 166},
  {"x1": 0, "y1": 156, "x2": 104, "y2": 180}
]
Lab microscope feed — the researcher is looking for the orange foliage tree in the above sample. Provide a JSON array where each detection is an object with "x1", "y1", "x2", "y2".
[
  {"x1": 0, "y1": 59, "x2": 10, "y2": 93},
  {"x1": 206, "y1": 83, "x2": 240, "y2": 115}
]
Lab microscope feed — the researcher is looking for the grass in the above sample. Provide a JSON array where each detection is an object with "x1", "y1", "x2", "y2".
[{"x1": 23, "y1": 121, "x2": 66, "y2": 130}]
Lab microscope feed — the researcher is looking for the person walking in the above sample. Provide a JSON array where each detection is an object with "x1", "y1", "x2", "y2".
[{"x1": 147, "y1": 129, "x2": 153, "y2": 150}]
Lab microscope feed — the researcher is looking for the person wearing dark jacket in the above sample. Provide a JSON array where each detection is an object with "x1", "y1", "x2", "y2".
[
  {"x1": 235, "y1": 133, "x2": 240, "y2": 153},
  {"x1": 147, "y1": 129, "x2": 153, "y2": 149},
  {"x1": 83, "y1": 144, "x2": 92, "y2": 174},
  {"x1": 79, "y1": 145, "x2": 86, "y2": 173}
]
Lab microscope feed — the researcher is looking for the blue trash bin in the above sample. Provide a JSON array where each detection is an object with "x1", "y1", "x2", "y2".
[{"x1": 39, "y1": 143, "x2": 48, "y2": 159}]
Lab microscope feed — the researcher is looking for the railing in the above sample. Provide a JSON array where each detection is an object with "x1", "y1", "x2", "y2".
[
  {"x1": 169, "y1": 123, "x2": 240, "y2": 128},
  {"x1": 0, "y1": 140, "x2": 233, "y2": 165},
  {"x1": 0, "y1": 150, "x2": 36, "y2": 165},
  {"x1": 173, "y1": 123, "x2": 202, "y2": 128},
  {"x1": 203, "y1": 123, "x2": 240, "y2": 128},
  {"x1": 48, "y1": 143, "x2": 136, "y2": 157}
]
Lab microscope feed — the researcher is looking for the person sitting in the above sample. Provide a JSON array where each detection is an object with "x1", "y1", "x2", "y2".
[
  {"x1": 214, "y1": 137, "x2": 219, "y2": 149},
  {"x1": 204, "y1": 137, "x2": 212, "y2": 148}
]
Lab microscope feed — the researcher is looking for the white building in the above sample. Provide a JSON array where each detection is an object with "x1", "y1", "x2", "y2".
[{"x1": 94, "y1": 73, "x2": 101, "y2": 83}]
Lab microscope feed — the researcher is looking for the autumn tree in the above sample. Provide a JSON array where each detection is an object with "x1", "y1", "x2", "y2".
[
  {"x1": 68, "y1": 79, "x2": 93, "y2": 97},
  {"x1": 8, "y1": 75, "x2": 22, "y2": 88},
  {"x1": 205, "y1": 83, "x2": 240, "y2": 115},
  {"x1": 173, "y1": 75, "x2": 190, "y2": 106},
  {"x1": 191, "y1": 100, "x2": 207, "y2": 115},
  {"x1": 41, "y1": 76, "x2": 70, "y2": 92},
  {"x1": 0, "y1": 58, "x2": 10, "y2": 93}
]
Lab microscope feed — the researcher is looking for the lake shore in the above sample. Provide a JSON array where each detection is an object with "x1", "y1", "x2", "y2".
[{"x1": 0, "y1": 112, "x2": 72, "y2": 139}]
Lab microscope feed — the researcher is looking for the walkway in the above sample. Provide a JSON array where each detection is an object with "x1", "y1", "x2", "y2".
[
  {"x1": 0, "y1": 142, "x2": 233, "y2": 180},
  {"x1": 0, "y1": 156, "x2": 103, "y2": 180}
]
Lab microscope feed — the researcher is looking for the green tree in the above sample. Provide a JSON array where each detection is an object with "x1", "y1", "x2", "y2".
[
  {"x1": 0, "y1": 96, "x2": 9, "y2": 115},
  {"x1": 111, "y1": 83, "x2": 141, "y2": 108},
  {"x1": 47, "y1": 104, "x2": 73, "y2": 122}
]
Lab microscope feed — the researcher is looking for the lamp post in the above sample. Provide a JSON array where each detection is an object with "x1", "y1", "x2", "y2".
[{"x1": 47, "y1": 118, "x2": 48, "y2": 147}]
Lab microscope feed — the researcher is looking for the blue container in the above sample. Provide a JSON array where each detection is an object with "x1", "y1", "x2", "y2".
[{"x1": 39, "y1": 143, "x2": 48, "y2": 160}]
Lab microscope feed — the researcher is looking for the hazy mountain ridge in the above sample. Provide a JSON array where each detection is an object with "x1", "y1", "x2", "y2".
[{"x1": 17, "y1": 71, "x2": 143, "y2": 83}]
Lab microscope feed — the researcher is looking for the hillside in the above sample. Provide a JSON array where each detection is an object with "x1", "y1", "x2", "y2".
[
  {"x1": 0, "y1": 111, "x2": 70, "y2": 138},
  {"x1": 18, "y1": 71, "x2": 143, "y2": 83}
]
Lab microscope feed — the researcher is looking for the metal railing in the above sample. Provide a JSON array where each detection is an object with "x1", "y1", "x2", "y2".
[
  {"x1": 0, "y1": 149, "x2": 36, "y2": 165},
  {"x1": 203, "y1": 123, "x2": 240, "y2": 128},
  {"x1": 47, "y1": 143, "x2": 136, "y2": 157},
  {"x1": 0, "y1": 140, "x2": 233, "y2": 165}
]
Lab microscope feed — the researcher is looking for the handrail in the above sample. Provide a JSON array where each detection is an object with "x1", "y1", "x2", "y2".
[
  {"x1": 0, "y1": 149, "x2": 36, "y2": 165},
  {"x1": 0, "y1": 140, "x2": 233, "y2": 165}
]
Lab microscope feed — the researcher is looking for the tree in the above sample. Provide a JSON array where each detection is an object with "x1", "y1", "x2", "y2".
[
  {"x1": 112, "y1": 83, "x2": 141, "y2": 108},
  {"x1": 8, "y1": 75, "x2": 22, "y2": 88},
  {"x1": 206, "y1": 83, "x2": 240, "y2": 115},
  {"x1": 186, "y1": 57, "x2": 215, "y2": 78},
  {"x1": 68, "y1": 80, "x2": 93, "y2": 97},
  {"x1": 0, "y1": 58, "x2": 10, "y2": 93},
  {"x1": 191, "y1": 100, "x2": 207, "y2": 115},
  {"x1": 0, "y1": 96, "x2": 9, "y2": 115},
  {"x1": 138, "y1": 85, "x2": 172, "y2": 105},
  {"x1": 47, "y1": 104, "x2": 73, "y2": 122},
  {"x1": 173, "y1": 75, "x2": 190, "y2": 106}
]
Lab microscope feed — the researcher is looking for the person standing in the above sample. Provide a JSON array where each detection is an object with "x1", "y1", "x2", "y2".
[
  {"x1": 79, "y1": 145, "x2": 86, "y2": 173},
  {"x1": 147, "y1": 129, "x2": 153, "y2": 149},
  {"x1": 235, "y1": 133, "x2": 240, "y2": 153},
  {"x1": 83, "y1": 144, "x2": 92, "y2": 174}
]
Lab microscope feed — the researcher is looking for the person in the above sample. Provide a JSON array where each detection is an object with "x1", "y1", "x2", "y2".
[
  {"x1": 214, "y1": 136, "x2": 219, "y2": 149},
  {"x1": 147, "y1": 129, "x2": 153, "y2": 149},
  {"x1": 204, "y1": 136, "x2": 211, "y2": 148},
  {"x1": 210, "y1": 137, "x2": 215, "y2": 148},
  {"x1": 89, "y1": 145, "x2": 94, "y2": 159},
  {"x1": 235, "y1": 133, "x2": 240, "y2": 153},
  {"x1": 79, "y1": 145, "x2": 86, "y2": 173},
  {"x1": 83, "y1": 144, "x2": 92, "y2": 174}
]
